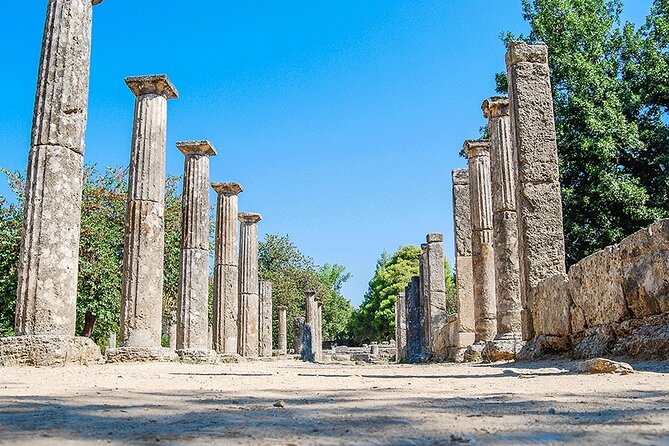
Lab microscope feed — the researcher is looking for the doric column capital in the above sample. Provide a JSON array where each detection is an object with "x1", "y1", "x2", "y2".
[
  {"x1": 177, "y1": 140, "x2": 217, "y2": 157},
  {"x1": 238, "y1": 212, "x2": 262, "y2": 223},
  {"x1": 482, "y1": 96, "x2": 510, "y2": 119},
  {"x1": 277, "y1": 305, "x2": 288, "y2": 311},
  {"x1": 463, "y1": 139, "x2": 490, "y2": 158},
  {"x1": 505, "y1": 41, "x2": 548, "y2": 68},
  {"x1": 426, "y1": 233, "x2": 443, "y2": 244},
  {"x1": 212, "y1": 182, "x2": 243, "y2": 196},
  {"x1": 125, "y1": 74, "x2": 178, "y2": 99}
]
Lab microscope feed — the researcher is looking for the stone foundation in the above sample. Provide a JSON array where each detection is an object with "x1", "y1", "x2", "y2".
[
  {"x1": 0, "y1": 336, "x2": 102, "y2": 366},
  {"x1": 175, "y1": 348, "x2": 218, "y2": 364},
  {"x1": 105, "y1": 347, "x2": 178, "y2": 363}
]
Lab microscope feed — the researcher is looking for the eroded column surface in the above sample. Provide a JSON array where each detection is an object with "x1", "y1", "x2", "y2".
[
  {"x1": 238, "y1": 212, "x2": 261, "y2": 357},
  {"x1": 464, "y1": 139, "x2": 497, "y2": 342},
  {"x1": 395, "y1": 293, "x2": 407, "y2": 362},
  {"x1": 426, "y1": 233, "x2": 448, "y2": 360},
  {"x1": 294, "y1": 317, "x2": 305, "y2": 357},
  {"x1": 176, "y1": 141, "x2": 216, "y2": 351},
  {"x1": 315, "y1": 299, "x2": 323, "y2": 362},
  {"x1": 302, "y1": 290, "x2": 317, "y2": 362},
  {"x1": 15, "y1": 0, "x2": 102, "y2": 336},
  {"x1": 419, "y1": 244, "x2": 430, "y2": 355},
  {"x1": 278, "y1": 306, "x2": 288, "y2": 355},
  {"x1": 404, "y1": 276, "x2": 424, "y2": 362},
  {"x1": 451, "y1": 169, "x2": 475, "y2": 348},
  {"x1": 259, "y1": 281, "x2": 273, "y2": 357},
  {"x1": 483, "y1": 97, "x2": 523, "y2": 340},
  {"x1": 120, "y1": 75, "x2": 178, "y2": 348},
  {"x1": 506, "y1": 42, "x2": 566, "y2": 339},
  {"x1": 211, "y1": 182, "x2": 243, "y2": 354}
]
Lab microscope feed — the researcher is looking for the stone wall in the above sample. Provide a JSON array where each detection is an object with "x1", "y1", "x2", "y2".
[{"x1": 526, "y1": 218, "x2": 669, "y2": 359}]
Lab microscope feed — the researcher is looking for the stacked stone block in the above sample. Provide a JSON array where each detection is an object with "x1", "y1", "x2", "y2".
[
  {"x1": 238, "y1": 212, "x2": 262, "y2": 357},
  {"x1": 395, "y1": 293, "x2": 407, "y2": 362},
  {"x1": 259, "y1": 281, "x2": 273, "y2": 357}
]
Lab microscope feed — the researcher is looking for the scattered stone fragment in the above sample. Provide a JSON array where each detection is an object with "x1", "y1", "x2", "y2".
[
  {"x1": 574, "y1": 358, "x2": 634, "y2": 375},
  {"x1": 273, "y1": 400, "x2": 285, "y2": 408}
]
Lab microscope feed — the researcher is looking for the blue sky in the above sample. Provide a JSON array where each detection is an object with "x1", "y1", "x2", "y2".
[{"x1": 0, "y1": 1, "x2": 654, "y2": 307}]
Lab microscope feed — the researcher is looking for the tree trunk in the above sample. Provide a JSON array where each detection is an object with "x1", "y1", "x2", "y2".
[{"x1": 82, "y1": 311, "x2": 96, "y2": 338}]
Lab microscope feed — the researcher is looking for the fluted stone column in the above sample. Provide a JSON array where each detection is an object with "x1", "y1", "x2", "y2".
[
  {"x1": 278, "y1": 306, "x2": 288, "y2": 355},
  {"x1": 451, "y1": 169, "x2": 475, "y2": 354},
  {"x1": 259, "y1": 281, "x2": 273, "y2": 357},
  {"x1": 464, "y1": 139, "x2": 497, "y2": 344},
  {"x1": 395, "y1": 293, "x2": 407, "y2": 362},
  {"x1": 418, "y1": 243, "x2": 430, "y2": 355},
  {"x1": 14, "y1": 0, "x2": 101, "y2": 338},
  {"x1": 506, "y1": 42, "x2": 566, "y2": 340},
  {"x1": 302, "y1": 290, "x2": 317, "y2": 362},
  {"x1": 120, "y1": 75, "x2": 178, "y2": 348},
  {"x1": 404, "y1": 276, "x2": 424, "y2": 363},
  {"x1": 425, "y1": 233, "x2": 448, "y2": 360},
  {"x1": 176, "y1": 141, "x2": 216, "y2": 357},
  {"x1": 238, "y1": 212, "x2": 261, "y2": 357},
  {"x1": 212, "y1": 182, "x2": 243, "y2": 354},
  {"x1": 482, "y1": 97, "x2": 524, "y2": 360}
]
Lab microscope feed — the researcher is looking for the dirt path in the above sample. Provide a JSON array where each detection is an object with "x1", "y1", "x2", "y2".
[{"x1": 1, "y1": 359, "x2": 668, "y2": 445}]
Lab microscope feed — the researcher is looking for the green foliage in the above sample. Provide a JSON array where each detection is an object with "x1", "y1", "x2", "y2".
[
  {"x1": 0, "y1": 170, "x2": 23, "y2": 336},
  {"x1": 349, "y1": 245, "x2": 456, "y2": 343}
]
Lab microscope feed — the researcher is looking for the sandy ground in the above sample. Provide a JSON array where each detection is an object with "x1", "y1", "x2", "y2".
[{"x1": 1, "y1": 359, "x2": 669, "y2": 445}]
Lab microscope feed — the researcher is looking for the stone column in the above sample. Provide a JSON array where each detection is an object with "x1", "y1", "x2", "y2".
[
  {"x1": 395, "y1": 293, "x2": 407, "y2": 362},
  {"x1": 14, "y1": 0, "x2": 102, "y2": 337},
  {"x1": 259, "y1": 281, "x2": 273, "y2": 357},
  {"x1": 483, "y1": 97, "x2": 524, "y2": 354},
  {"x1": 294, "y1": 317, "x2": 305, "y2": 356},
  {"x1": 211, "y1": 182, "x2": 243, "y2": 354},
  {"x1": 302, "y1": 290, "x2": 317, "y2": 362},
  {"x1": 120, "y1": 75, "x2": 178, "y2": 348},
  {"x1": 506, "y1": 42, "x2": 566, "y2": 339},
  {"x1": 418, "y1": 243, "x2": 430, "y2": 355},
  {"x1": 176, "y1": 140, "x2": 216, "y2": 355},
  {"x1": 464, "y1": 139, "x2": 497, "y2": 343},
  {"x1": 425, "y1": 233, "x2": 448, "y2": 360},
  {"x1": 451, "y1": 169, "x2": 475, "y2": 352},
  {"x1": 238, "y1": 212, "x2": 262, "y2": 357},
  {"x1": 315, "y1": 299, "x2": 323, "y2": 361},
  {"x1": 278, "y1": 306, "x2": 288, "y2": 355},
  {"x1": 404, "y1": 276, "x2": 424, "y2": 363}
]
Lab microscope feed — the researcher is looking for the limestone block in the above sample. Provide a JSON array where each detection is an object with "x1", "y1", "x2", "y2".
[
  {"x1": 177, "y1": 248, "x2": 210, "y2": 350},
  {"x1": 532, "y1": 273, "x2": 571, "y2": 337},
  {"x1": 105, "y1": 347, "x2": 178, "y2": 363},
  {"x1": 259, "y1": 281, "x2": 273, "y2": 357},
  {"x1": 493, "y1": 211, "x2": 522, "y2": 335},
  {"x1": 455, "y1": 255, "x2": 475, "y2": 335},
  {"x1": 0, "y1": 335, "x2": 102, "y2": 367},
  {"x1": 568, "y1": 246, "x2": 628, "y2": 327},
  {"x1": 452, "y1": 169, "x2": 472, "y2": 257},
  {"x1": 213, "y1": 265, "x2": 239, "y2": 353}
]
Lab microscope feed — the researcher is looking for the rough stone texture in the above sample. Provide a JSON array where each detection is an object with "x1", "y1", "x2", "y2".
[
  {"x1": 105, "y1": 347, "x2": 178, "y2": 363},
  {"x1": 419, "y1": 244, "x2": 430, "y2": 355},
  {"x1": 451, "y1": 169, "x2": 475, "y2": 349},
  {"x1": 259, "y1": 281, "x2": 273, "y2": 358},
  {"x1": 574, "y1": 358, "x2": 634, "y2": 375},
  {"x1": 0, "y1": 336, "x2": 102, "y2": 366},
  {"x1": 15, "y1": 0, "x2": 99, "y2": 336},
  {"x1": 482, "y1": 338, "x2": 524, "y2": 362},
  {"x1": 238, "y1": 213, "x2": 262, "y2": 357},
  {"x1": 532, "y1": 273, "x2": 571, "y2": 338},
  {"x1": 425, "y1": 233, "x2": 449, "y2": 360},
  {"x1": 212, "y1": 182, "x2": 243, "y2": 354},
  {"x1": 293, "y1": 317, "x2": 305, "y2": 357},
  {"x1": 395, "y1": 293, "x2": 407, "y2": 362},
  {"x1": 277, "y1": 306, "x2": 288, "y2": 355},
  {"x1": 176, "y1": 141, "x2": 216, "y2": 351},
  {"x1": 464, "y1": 139, "x2": 497, "y2": 342},
  {"x1": 302, "y1": 291, "x2": 318, "y2": 362},
  {"x1": 175, "y1": 348, "x2": 218, "y2": 364},
  {"x1": 506, "y1": 41, "x2": 566, "y2": 340},
  {"x1": 315, "y1": 301, "x2": 323, "y2": 362},
  {"x1": 121, "y1": 74, "x2": 177, "y2": 348},
  {"x1": 404, "y1": 276, "x2": 425, "y2": 363}
]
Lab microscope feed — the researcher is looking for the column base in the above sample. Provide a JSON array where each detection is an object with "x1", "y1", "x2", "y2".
[
  {"x1": 482, "y1": 336, "x2": 526, "y2": 362},
  {"x1": 105, "y1": 346, "x2": 178, "y2": 363},
  {"x1": 0, "y1": 335, "x2": 102, "y2": 367},
  {"x1": 218, "y1": 353, "x2": 246, "y2": 363},
  {"x1": 463, "y1": 342, "x2": 485, "y2": 362},
  {"x1": 175, "y1": 349, "x2": 218, "y2": 364}
]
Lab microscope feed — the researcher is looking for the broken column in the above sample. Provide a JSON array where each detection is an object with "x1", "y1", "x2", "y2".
[
  {"x1": 419, "y1": 244, "x2": 430, "y2": 357},
  {"x1": 404, "y1": 276, "x2": 425, "y2": 363},
  {"x1": 302, "y1": 291, "x2": 317, "y2": 362},
  {"x1": 395, "y1": 293, "x2": 407, "y2": 362},
  {"x1": 259, "y1": 281, "x2": 273, "y2": 357},
  {"x1": 464, "y1": 139, "x2": 497, "y2": 347},
  {"x1": 450, "y1": 169, "x2": 475, "y2": 360},
  {"x1": 278, "y1": 306, "x2": 288, "y2": 355},
  {"x1": 506, "y1": 42, "x2": 566, "y2": 340},
  {"x1": 482, "y1": 96, "x2": 525, "y2": 359},
  {"x1": 175, "y1": 140, "x2": 216, "y2": 361},
  {"x1": 2, "y1": 0, "x2": 104, "y2": 366},
  {"x1": 425, "y1": 233, "x2": 448, "y2": 360},
  {"x1": 294, "y1": 317, "x2": 305, "y2": 357},
  {"x1": 316, "y1": 299, "x2": 323, "y2": 361},
  {"x1": 119, "y1": 75, "x2": 178, "y2": 352},
  {"x1": 211, "y1": 182, "x2": 243, "y2": 355},
  {"x1": 238, "y1": 212, "x2": 262, "y2": 357}
]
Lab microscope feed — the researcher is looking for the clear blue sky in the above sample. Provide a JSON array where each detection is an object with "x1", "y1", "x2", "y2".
[{"x1": 0, "y1": 1, "x2": 654, "y2": 307}]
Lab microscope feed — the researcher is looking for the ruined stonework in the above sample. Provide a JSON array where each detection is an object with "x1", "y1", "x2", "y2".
[
  {"x1": 419, "y1": 244, "x2": 430, "y2": 356},
  {"x1": 506, "y1": 41, "x2": 566, "y2": 340},
  {"x1": 316, "y1": 300, "x2": 323, "y2": 362},
  {"x1": 464, "y1": 139, "x2": 497, "y2": 343},
  {"x1": 277, "y1": 306, "x2": 288, "y2": 355},
  {"x1": 176, "y1": 141, "x2": 216, "y2": 354},
  {"x1": 404, "y1": 276, "x2": 425, "y2": 362},
  {"x1": 395, "y1": 293, "x2": 407, "y2": 362},
  {"x1": 120, "y1": 75, "x2": 178, "y2": 349},
  {"x1": 238, "y1": 213, "x2": 262, "y2": 357},
  {"x1": 294, "y1": 317, "x2": 305, "y2": 357},
  {"x1": 450, "y1": 169, "x2": 475, "y2": 357},
  {"x1": 259, "y1": 281, "x2": 273, "y2": 357},
  {"x1": 302, "y1": 291, "x2": 318, "y2": 362},
  {"x1": 211, "y1": 182, "x2": 243, "y2": 354},
  {"x1": 423, "y1": 233, "x2": 449, "y2": 360}
]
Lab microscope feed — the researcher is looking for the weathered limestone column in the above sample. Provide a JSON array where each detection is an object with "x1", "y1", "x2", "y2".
[
  {"x1": 259, "y1": 281, "x2": 273, "y2": 357},
  {"x1": 176, "y1": 140, "x2": 216, "y2": 359},
  {"x1": 211, "y1": 182, "x2": 243, "y2": 355},
  {"x1": 302, "y1": 290, "x2": 317, "y2": 362},
  {"x1": 451, "y1": 169, "x2": 475, "y2": 356},
  {"x1": 294, "y1": 317, "x2": 305, "y2": 356},
  {"x1": 418, "y1": 243, "x2": 430, "y2": 355},
  {"x1": 238, "y1": 212, "x2": 262, "y2": 357},
  {"x1": 404, "y1": 276, "x2": 424, "y2": 363},
  {"x1": 425, "y1": 233, "x2": 448, "y2": 360},
  {"x1": 506, "y1": 42, "x2": 566, "y2": 340},
  {"x1": 464, "y1": 139, "x2": 497, "y2": 344},
  {"x1": 277, "y1": 306, "x2": 288, "y2": 355},
  {"x1": 482, "y1": 97, "x2": 525, "y2": 360},
  {"x1": 120, "y1": 75, "x2": 178, "y2": 349},
  {"x1": 316, "y1": 299, "x2": 323, "y2": 361},
  {"x1": 14, "y1": 0, "x2": 102, "y2": 338},
  {"x1": 395, "y1": 293, "x2": 407, "y2": 362}
]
